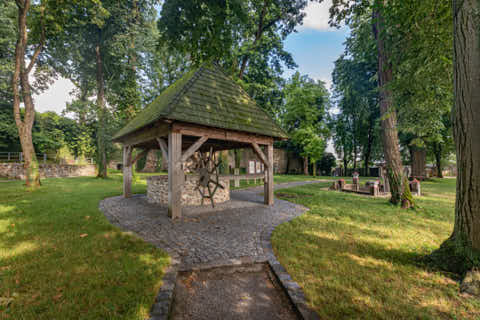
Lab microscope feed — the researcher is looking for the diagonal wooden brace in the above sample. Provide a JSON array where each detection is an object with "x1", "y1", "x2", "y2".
[
  {"x1": 251, "y1": 142, "x2": 271, "y2": 168},
  {"x1": 181, "y1": 136, "x2": 208, "y2": 163}
]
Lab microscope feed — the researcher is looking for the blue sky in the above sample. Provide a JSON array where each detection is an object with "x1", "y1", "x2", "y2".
[
  {"x1": 34, "y1": 1, "x2": 348, "y2": 114},
  {"x1": 284, "y1": 28, "x2": 348, "y2": 90}
]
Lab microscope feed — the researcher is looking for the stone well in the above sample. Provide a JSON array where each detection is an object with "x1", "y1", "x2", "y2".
[{"x1": 146, "y1": 175, "x2": 230, "y2": 206}]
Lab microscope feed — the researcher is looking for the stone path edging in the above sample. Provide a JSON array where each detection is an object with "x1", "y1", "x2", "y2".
[{"x1": 99, "y1": 180, "x2": 324, "y2": 320}]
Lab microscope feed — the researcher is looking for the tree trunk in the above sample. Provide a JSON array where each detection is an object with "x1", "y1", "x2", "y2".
[
  {"x1": 450, "y1": 0, "x2": 480, "y2": 250},
  {"x1": 364, "y1": 120, "x2": 374, "y2": 176},
  {"x1": 238, "y1": 0, "x2": 268, "y2": 79},
  {"x1": 410, "y1": 145, "x2": 426, "y2": 179},
  {"x1": 312, "y1": 161, "x2": 317, "y2": 177},
  {"x1": 433, "y1": 142, "x2": 444, "y2": 178},
  {"x1": 95, "y1": 33, "x2": 108, "y2": 178},
  {"x1": 343, "y1": 157, "x2": 348, "y2": 177},
  {"x1": 373, "y1": 2, "x2": 413, "y2": 208},
  {"x1": 12, "y1": 0, "x2": 41, "y2": 187},
  {"x1": 142, "y1": 150, "x2": 157, "y2": 173},
  {"x1": 353, "y1": 144, "x2": 358, "y2": 170},
  {"x1": 303, "y1": 156, "x2": 309, "y2": 175}
]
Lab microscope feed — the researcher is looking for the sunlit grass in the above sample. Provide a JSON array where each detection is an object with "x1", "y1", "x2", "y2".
[
  {"x1": 0, "y1": 171, "x2": 169, "y2": 319},
  {"x1": 230, "y1": 174, "x2": 339, "y2": 190},
  {"x1": 272, "y1": 178, "x2": 480, "y2": 319}
]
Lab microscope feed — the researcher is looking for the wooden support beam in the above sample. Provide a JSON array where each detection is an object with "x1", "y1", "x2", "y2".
[
  {"x1": 157, "y1": 137, "x2": 168, "y2": 159},
  {"x1": 123, "y1": 146, "x2": 133, "y2": 198},
  {"x1": 264, "y1": 144, "x2": 274, "y2": 206},
  {"x1": 180, "y1": 136, "x2": 208, "y2": 163},
  {"x1": 172, "y1": 122, "x2": 274, "y2": 146},
  {"x1": 131, "y1": 149, "x2": 150, "y2": 166},
  {"x1": 251, "y1": 142, "x2": 271, "y2": 168},
  {"x1": 117, "y1": 122, "x2": 169, "y2": 147},
  {"x1": 168, "y1": 132, "x2": 183, "y2": 219}
]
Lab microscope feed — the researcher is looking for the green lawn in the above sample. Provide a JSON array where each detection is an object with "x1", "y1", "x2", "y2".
[
  {"x1": 2, "y1": 173, "x2": 471, "y2": 319},
  {"x1": 271, "y1": 178, "x2": 480, "y2": 319},
  {"x1": 230, "y1": 174, "x2": 338, "y2": 190},
  {"x1": 0, "y1": 173, "x2": 169, "y2": 319}
]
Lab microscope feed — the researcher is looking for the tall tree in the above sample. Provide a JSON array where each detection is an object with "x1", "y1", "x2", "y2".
[
  {"x1": 371, "y1": 0, "x2": 412, "y2": 207},
  {"x1": 158, "y1": 0, "x2": 304, "y2": 114},
  {"x1": 11, "y1": 0, "x2": 48, "y2": 187},
  {"x1": 332, "y1": 14, "x2": 380, "y2": 176},
  {"x1": 49, "y1": 0, "x2": 158, "y2": 178},
  {"x1": 328, "y1": 0, "x2": 412, "y2": 205},
  {"x1": 281, "y1": 72, "x2": 330, "y2": 175},
  {"x1": 444, "y1": 0, "x2": 480, "y2": 260}
]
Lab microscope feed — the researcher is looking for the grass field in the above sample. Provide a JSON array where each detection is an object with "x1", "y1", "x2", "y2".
[
  {"x1": 2, "y1": 173, "x2": 475, "y2": 319},
  {"x1": 0, "y1": 173, "x2": 169, "y2": 320},
  {"x1": 271, "y1": 178, "x2": 480, "y2": 319},
  {"x1": 0, "y1": 171, "x2": 326, "y2": 319}
]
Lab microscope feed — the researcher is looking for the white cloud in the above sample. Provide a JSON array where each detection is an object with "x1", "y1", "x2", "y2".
[
  {"x1": 301, "y1": 0, "x2": 334, "y2": 31},
  {"x1": 33, "y1": 76, "x2": 75, "y2": 114},
  {"x1": 314, "y1": 76, "x2": 333, "y2": 92}
]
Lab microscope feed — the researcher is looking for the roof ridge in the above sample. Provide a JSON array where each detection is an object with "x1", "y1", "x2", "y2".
[
  {"x1": 163, "y1": 66, "x2": 204, "y2": 117},
  {"x1": 209, "y1": 64, "x2": 289, "y2": 137}
]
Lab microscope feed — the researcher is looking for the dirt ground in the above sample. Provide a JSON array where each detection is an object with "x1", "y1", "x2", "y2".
[{"x1": 171, "y1": 263, "x2": 299, "y2": 320}]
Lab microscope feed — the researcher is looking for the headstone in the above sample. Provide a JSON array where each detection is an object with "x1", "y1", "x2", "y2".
[
  {"x1": 234, "y1": 168, "x2": 240, "y2": 187},
  {"x1": 248, "y1": 160, "x2": 255, "y2": 174},
  {"x1": 352, "y1": 172, "x2": 360, "y2": 191},
  {"x1": 410, "y1": 178, "x2": 421, "y2": 196},
  {"x1": 366, "y1": 180, "x2": 379, "y2": 196}
]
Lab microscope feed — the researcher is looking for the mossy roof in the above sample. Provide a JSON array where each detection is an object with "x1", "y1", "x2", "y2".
[{"x1": 113, "y1": 64, "x2": 288, "y2": 141}]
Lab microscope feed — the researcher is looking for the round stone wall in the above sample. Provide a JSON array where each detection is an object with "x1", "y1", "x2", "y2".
[{"x1": 146, "y1": 175, "x2": 230, "y2": 206}]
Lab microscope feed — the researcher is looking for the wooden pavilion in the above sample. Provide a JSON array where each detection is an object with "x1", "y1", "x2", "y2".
[{"x1": 112, "y1": 64, "x2": 288, "y2": 219}]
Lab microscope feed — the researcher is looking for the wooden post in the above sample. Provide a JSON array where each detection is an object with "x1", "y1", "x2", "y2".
[
  {"x1": 157, "y1": 137, "x2": 168, "y2": 171},
  {"x1": 234, "y1": 168, "x2": 240, "y2": 187},
  {"x1": 265, "y1": 144, "x2": 274, "y2": 205},
  {"x1": 168, "y1": 131, "x2": 183, "y2": 219},
  {"x1": 123, "y1": 146, "x2": 133, "y2": 198}
]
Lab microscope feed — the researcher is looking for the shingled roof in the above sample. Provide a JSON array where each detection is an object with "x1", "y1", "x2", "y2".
[{"x1": 113, "y1": 64, "x2": 288, "y2": 141}]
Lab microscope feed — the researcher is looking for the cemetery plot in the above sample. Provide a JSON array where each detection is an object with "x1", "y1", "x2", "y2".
[{"x1": 170, "y1": 263, "x2": 300, "y2": 320}]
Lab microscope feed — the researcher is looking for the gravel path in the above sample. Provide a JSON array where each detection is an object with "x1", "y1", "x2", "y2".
[{"x1": 99, "y1": 180, "x2": 325, "y2": 268}]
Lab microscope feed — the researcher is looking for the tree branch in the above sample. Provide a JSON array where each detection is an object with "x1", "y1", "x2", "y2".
[{"x1": 26, "y1": 5, "x2": 45, "y2": 74}]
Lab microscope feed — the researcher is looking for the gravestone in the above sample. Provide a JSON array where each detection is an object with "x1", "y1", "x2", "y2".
[
  {"x1": 380, "y1": 167, "x2": 390, "y2": 193},
  {"x1": 366, "y1": 180, "x2": 380, "y2": 196},
  {"x1": 352, "y1": 172, "x2": 360, "y2": 191},
  {"x1": 410, "y1": 178, "x2": 421, "y2": 196}
]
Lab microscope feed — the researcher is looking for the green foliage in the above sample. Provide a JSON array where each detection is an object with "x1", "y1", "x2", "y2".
[
  {"x1": 281, "y1": 72, "x2": 330, "y2": 173},
  {"x1": 331, "y1": 14, "x2": 381, "y2": 170},
  {"x1": 329, "y1": 0, "x2": 454, "y2": 167},
  {"x1": 157, "y1": 0, "x2": 306, "y2": 114},
  {"x1": 0, "y1": 0, "x2": 16, "y2": 104},
  {"x1": 293, "y1": 127, "x2": 326, "y2": 164},
  {"x1": 319, "y1": 152, "x2": 337, "y2": 176}
]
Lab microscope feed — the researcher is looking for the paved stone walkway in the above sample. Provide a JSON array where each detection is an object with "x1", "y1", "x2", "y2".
[{"x1": 99, "y1": 181, "x2": 324, "y2": 268}]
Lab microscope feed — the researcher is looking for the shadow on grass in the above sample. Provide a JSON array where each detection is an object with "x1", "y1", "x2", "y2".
[
  {"x1": 272, "y1": 180, "x2": 480, "y2": 319},
  {"x1": 0, "y1": 176, "x2": 170, "y2": 320},
  {"x1": 273, "y1": 225, "x2": 479, "y2": 319}
]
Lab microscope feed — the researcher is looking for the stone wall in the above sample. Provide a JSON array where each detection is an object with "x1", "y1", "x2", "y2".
[
  {"x1": 0, "y1": 163, "x2": 96, "y2": 180},
  {"x1": 147, "y1": 175, "x2": 230, "y2": 206}
]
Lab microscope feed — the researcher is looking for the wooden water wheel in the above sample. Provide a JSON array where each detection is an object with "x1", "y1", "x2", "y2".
[{"x1": 191, "y1": 147, "x2": 224, "y2": 207}]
